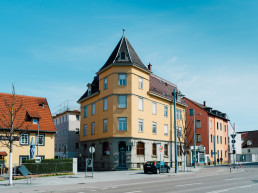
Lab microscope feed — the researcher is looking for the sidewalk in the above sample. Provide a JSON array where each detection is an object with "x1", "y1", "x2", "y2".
[{"x1": 0, "y1": 167, "x2": 201, "y2": 192}]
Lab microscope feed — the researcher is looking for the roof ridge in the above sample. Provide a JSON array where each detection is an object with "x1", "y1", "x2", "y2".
[{"x1": 0, "y1": 92, "x2": 46, "y2": 99}]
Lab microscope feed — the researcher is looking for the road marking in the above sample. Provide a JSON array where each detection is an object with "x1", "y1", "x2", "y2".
[
  {"x1": 206, "y1": 183, "x2": 258, "y2": 193},
  {"x1": 176, "y1": 182, "x2": 202, "y2": 187},
  {"x1": 224, "y1": 177, "x2": 243, "y2": 181},
  {"x1": 124, "y1": 191, "x2": 142, "y2": 193}
]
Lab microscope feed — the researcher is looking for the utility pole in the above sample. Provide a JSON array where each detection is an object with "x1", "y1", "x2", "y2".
[
  {"x1": 173, "y1": 89, "x2": 178, "y2": 173},
  {"x1": 193, "y1": 110, "x2": 196, "y2": 168},
  {"x1": 214, "y1": 135, "x2": 216, "y2": 166}
]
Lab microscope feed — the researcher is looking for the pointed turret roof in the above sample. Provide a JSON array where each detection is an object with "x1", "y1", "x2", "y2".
[{"x1": 98, "y1": 33, "x2": 149, "y2": 73}]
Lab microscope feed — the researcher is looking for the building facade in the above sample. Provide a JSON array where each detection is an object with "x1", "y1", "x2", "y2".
[
  {"x1": 78, "y1": 33, "x2": 186, "y2": 170},
  {"x1": 53, "y1": 110, "x2": 82, "y2": 159},
  {"x1": 0, "y1": 93, "x2": 56, "y2": 167},
  {"x1": 184, "y1": 98, "x2": 229, "y2": 165}
]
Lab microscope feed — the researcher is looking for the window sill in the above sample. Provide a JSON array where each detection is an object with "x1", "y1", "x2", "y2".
[{"x1": 152, "y1": 155, "x2": 157, "y2": 158}]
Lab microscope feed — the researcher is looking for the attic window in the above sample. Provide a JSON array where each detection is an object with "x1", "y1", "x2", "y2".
[
  {"x1": 165, "y1": 83, "x2": 168, "y2": 86},
  {"x1": 121, "y1": 52, "x2": 125, "y2": 60},
  {"x1": 159, "y1": 80, "x2": 162, "y2": 83},
  {"x1": 39, "y1": 103, "x2": 45, "y2": 108}
]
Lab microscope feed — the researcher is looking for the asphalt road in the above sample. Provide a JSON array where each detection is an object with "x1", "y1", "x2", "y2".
[
  {"x1": 54, "y1": 165, "x2": 258, "y2": 193},
  {"x1": 2, "y1": 164, "x2": 258, "y2": 193}
]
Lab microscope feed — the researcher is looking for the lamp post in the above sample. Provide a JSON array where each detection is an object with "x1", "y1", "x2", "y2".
[
  {"x1": 37, "y1": 119, "x2": 39, "y2": 157},
  {"x1": 173, "y1": 89, "x2": 184, "y2": 173},
  {"x1": 189, "y1": 109, "x2": 200, "y2": 168}
]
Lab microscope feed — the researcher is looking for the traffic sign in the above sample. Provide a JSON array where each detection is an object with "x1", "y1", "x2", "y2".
[
  {"x1": 231, "y1": 134, "x2": 236, "y2": 139},
  {"x1": 159, "y1": 146, "x2": 163, "y2": 152},
  {"x1": 231, "y1": 140, "x2": 236, "y2": 143},
  {"x1": 89, "y1": 146, "x2": 95, "y2": 153}
]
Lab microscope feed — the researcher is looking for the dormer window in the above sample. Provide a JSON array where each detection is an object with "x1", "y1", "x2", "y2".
[
  {"x1": 33, "y1": 118, "x2": 38, "y2": 124},
  {"x1": 121, "y1": 52, "x2": 125, "y2": 60},
  {"x1": 87, "y1": 83, "x2": 92, "y2": 96}
]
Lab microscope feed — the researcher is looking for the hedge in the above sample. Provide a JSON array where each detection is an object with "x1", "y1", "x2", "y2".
[{"x1": 22, "y1": 159, "x2": 73, "y2": 174}]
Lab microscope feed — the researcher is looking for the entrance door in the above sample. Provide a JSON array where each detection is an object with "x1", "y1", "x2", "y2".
[{"x1": 119, "y1": 141, "x2": 126, "y2": 167}]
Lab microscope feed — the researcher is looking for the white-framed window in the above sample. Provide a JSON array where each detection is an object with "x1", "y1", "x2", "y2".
[
  {"x1": 103, "y1": 97, "x2": 108, "y2": 111},
  {"x1": 152, "y1": 122, "x2": 157, "y2": 134},
  {"x1": 139, "y1": 77, "x2": 143, "y2": 89},
  {"x1": 91, "y1": 103, "x2": 95, "y2": 115},
  {"x1": 164, "y1": 124, "x2": 168, "y2": 136},
  {"x1": 118, "y1": 74, "x2": 127, "y2": 86},
  {"x1": 103, "y1": 119, "x2": 108, "y2": 132},
  {"x1": 32, "y1": 118, "x2": 38, "y2": 124},
  {"x1": 197, "y1": 134, "x2": 201, "y2": 143},
  {"x1": 118, "y1": 117, "x2": 127, "y2": 131},
  {"x1": 138, "y1": 97, "x2": 143, "y2": 110},
  {"x1": 20, "y1": 134, "x2": 29, "y2": 145},
  {"x1": 176, "y1": 109, "x2": 182, "y2": 120},
  {"x1": 104, "y1": 77, "x2": 108, "y2": 90},
  {"x1": 164, "y1": 106, "x2": 168, "y2": 117},
  {"x1": 91, "y1": 122, "x2": 95, "y2": 135},
  {"x1": 177, "y1": 126, "x2": 182, "y2": 137},
  {"x1": 118, "y1": 95, "x2": 127, "y2": 108},
  {"x1": 36, "y1": 134, "x2": 45, "y2": 146},
  {"x1": 83, "y1": 124, "x2": 87, "y2": 136},
  {"x1": 84, "y1": 106, "x2": 87, "y2": 118},
  {"x1": 152, "y1": 102, "x2": 157, "y2": 114},
  {"x1": 196, "y1": 120, "x2": 201, "y2": 128},
  {"x1": 210, "y1": 120, "x2": 212, "y2": 129},
  {"x1": 138, "y1": 119, "x2": 143, "y2": 132},
  {"x1": 19, "y1": 156, "x2": 29, "y2": 164}
]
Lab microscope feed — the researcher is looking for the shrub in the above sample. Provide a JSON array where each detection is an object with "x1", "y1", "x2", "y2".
[{"x1": 23, "y1": 159, "x2": 73, "y2": 174}]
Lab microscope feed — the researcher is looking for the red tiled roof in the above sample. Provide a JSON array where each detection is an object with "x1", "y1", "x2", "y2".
[
  {"x1": 0, "y1": 93, "x2": 56, "y2": 132},
  {"x1": 242, "y1": 130, "x2": 258, "y2": 148},
  {"x1": 0, "y1": 151, "x2": 7, "y2": 156}
]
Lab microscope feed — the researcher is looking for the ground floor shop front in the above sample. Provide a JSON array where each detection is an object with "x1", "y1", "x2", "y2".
[{"x1": 80, "y1": 137, "x2": 185, "y2": 171}]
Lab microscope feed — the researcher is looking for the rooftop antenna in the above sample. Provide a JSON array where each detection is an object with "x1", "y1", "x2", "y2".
[{"x1": 123, "y1": 28, "x2": 125, "y2": 35}]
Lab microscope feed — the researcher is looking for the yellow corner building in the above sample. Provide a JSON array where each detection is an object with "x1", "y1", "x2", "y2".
[{"x1": 78, "y1": 32, "x2": 186, "y2": 170}]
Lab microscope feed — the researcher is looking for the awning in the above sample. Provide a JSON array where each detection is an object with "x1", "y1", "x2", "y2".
[{"x1": 0, "y1": 151, "x2": 7, "y2": 156}]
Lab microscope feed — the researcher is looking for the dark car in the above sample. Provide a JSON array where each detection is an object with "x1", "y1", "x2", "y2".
[{"x1": 144, "y1": 161, "x2": 170, "y2": 174}]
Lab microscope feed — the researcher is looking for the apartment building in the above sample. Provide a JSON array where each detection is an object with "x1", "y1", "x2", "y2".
[
  {"x1": 53, "y1": 110, "x2": 82, "y2": 159},
  {"x1": 78, "y1": 33, "x2": 186, "y2": 170},
  {"x1": 0, "y1": 93, "x2": 56, "y2": 167},
  {"x1": 184, "y1": 98, "x2": 229, "y2": 165}
]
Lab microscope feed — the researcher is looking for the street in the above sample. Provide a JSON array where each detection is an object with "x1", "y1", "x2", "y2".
[{"x1": 1, "y1": 164, "x2": 258, "y2": 193}]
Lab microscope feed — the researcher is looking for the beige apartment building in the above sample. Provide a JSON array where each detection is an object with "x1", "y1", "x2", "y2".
[{"x1": 78, "y1": 33, "x2": 186, "y2": 170}]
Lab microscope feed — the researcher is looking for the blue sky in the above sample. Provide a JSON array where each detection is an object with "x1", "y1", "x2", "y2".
[{"x1": 1, "y1": 0, "x2": 257, "y2": 131}]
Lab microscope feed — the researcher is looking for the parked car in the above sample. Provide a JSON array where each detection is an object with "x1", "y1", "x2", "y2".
[{"x1": 144, "y1": 161, "x2": 170, "y2": 174}]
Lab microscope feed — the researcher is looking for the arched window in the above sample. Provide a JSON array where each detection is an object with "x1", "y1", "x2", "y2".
[
  {"x1": 137, "y1": 142, "x2": 144, "y2": 155},
  {"x1": 152, "y1": 143, "x2": 156, "y2": 156},
  {"x1": 164, "y1": 144, "x2": 168, "y2": 156},
  {"x1": 121, "y1": 52, "x2": 125, "y2": 60}
]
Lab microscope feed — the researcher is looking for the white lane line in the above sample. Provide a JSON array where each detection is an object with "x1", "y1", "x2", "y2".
[
  {"x1": 206, "y1": 183, "x2": 258, "y2": 193},
  {"x1": 124, "y1": 191, "x2": 142, "y2": 193},
  {"x1": 176, "y1": 182, "x2": 202, "y2": 187},
  {"x1": 90, "y1": 190, "x2": 97, "y2": 192},
  {"x1": 224, "y1": 177, "x2": 243, "y2": 181},
  {"x1": 112, "y1": 187, "x2": 117, "y2": 188}
]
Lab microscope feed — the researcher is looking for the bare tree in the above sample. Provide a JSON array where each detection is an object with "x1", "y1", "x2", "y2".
[
  {"x1": 0, "y1": 85, "x2": 29, "y2": 185},
  {"x1": 177, "y1": 111, "x2": 194, "y2": 172}
]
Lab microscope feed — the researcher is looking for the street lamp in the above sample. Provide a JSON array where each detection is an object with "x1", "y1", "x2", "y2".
[
  {"x1": 173, "y1": 89, "x2": 184, "y2": 173},
  {"x1": 189, "y1": 109, "x2": 201, "y2": 168}
]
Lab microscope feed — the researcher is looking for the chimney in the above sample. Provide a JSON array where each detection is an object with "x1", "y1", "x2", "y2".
[
  {"x1": 203, "y1": 101, "x2": 206, "y2": 106},
  {"x1": 148, "y1": 63, "x2": 152, "y2": 72}
]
